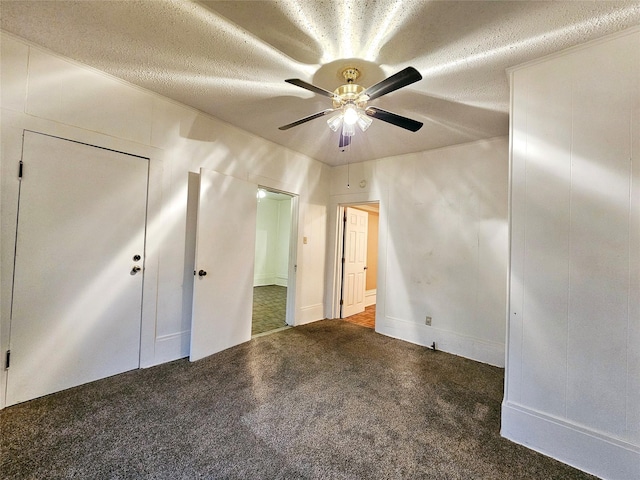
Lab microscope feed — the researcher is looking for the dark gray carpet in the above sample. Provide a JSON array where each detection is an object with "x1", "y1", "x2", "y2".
[{"x1": 1, "y1": 320, "x2": 595, "y2": 479}]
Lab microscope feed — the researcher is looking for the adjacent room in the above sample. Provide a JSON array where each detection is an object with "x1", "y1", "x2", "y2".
[
  {"x1": 341, "y1": 203, "x2": 379, "y2": 329},
  {"x1": 0, "y1": 2, "x2": 638, "y2": 479},
  {"x1": 252, "y1": 188, "x2": 294, "y2": 336}
]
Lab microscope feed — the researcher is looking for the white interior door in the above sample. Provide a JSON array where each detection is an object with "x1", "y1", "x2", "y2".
[
  {"x1": 7, "y1": 131, "x2": 148, "y2": 406},
  {"x1": 342, "y1": 207, "x2": 368, "y2": 317},
  {"x1": 190, "y1": 169, "x2": 257, "y2": 361}
]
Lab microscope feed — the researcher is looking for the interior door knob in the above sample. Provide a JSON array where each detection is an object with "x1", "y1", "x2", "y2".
[
  {"x1": 131, "y1": 265, "x2": 141, "y2": 275},
  {"x1": 198, "y1": 269, "x2": 207, "y2": 277}
]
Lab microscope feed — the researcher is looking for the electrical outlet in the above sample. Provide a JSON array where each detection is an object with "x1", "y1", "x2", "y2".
[{"x1": 425, "y1": 316, "x2": 432, "y2": 326}]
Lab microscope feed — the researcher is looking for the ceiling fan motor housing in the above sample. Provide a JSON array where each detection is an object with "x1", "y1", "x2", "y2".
[
  {"x1": 333, "y1": 67, "x2": 368, "y2": 109},
  {"x1": 332, "y1": 84, "x2": 368, "y2": 109}
]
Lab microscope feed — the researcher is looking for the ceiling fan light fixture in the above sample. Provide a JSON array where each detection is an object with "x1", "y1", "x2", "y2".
[
  {"x1": 356, "y1": 111, "x2": 373, "y2": 132},
  {"x1": 343, "y1": 104, "x2": 359, "y2": 125},
  {"x1": 327, "y1": 113, "x2": 343, "y2": 132},
  {"x1": 342, "y1": 121, "x2": 356, "y2": 137}
]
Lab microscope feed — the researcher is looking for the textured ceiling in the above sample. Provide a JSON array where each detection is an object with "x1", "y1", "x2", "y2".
[{"x1": 2, "y1": 1, "x2": 639, "y2": 166}]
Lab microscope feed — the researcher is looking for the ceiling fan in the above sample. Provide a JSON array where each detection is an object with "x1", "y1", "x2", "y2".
[{"x1": 279, "y1": 66, "x2": 423, "y2": 148}]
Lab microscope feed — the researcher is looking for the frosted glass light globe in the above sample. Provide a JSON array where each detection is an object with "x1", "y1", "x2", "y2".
[{"x1": 343, "y1": 105, "x2": 358, "y2": 125}]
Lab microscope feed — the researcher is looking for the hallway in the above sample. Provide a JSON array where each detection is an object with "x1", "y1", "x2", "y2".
[{"x1": 252, "y1": 285, "x2": 287, "y2": 335}]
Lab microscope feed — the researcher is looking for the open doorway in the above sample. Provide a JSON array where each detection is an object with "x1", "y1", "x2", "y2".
[
  {"x1": 339, "y1": 203, "x2": 379, "y2": 329},
  {"x1": 252, "y1": 188, "x2": 295, "y2": 336}
]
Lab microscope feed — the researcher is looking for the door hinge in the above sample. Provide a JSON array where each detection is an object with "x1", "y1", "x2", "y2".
[
  {"x1": 340, "y1": 299, "x2": 344, "y2": 306},
  {"x1": 341, "y1": 257, "x2": 345, "y2": 264},
  {"x1": 5, "y1": 350, "x2": 10, "y2": 369},
  {"x1": 18, "y1": 161, "x2": 23, "y2": 179}
]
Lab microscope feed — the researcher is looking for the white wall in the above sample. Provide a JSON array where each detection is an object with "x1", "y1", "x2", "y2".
[
  {"x1": 254, "y1": 198, "x2": 279, "y2": 286},
  {"x1": 327, "y1": 137, "x2": 509, "y2": 367},
  {"x1": 0, "y1": 33, "x2": 330, "y2": 408},
  {"x1": 502, "y1": 27, "x2": 640, "y2": 480},
  {"x1": 275, "y1": 198, "x2": 292, "y2": 286},
  {"x1": 254, "y1": 196, "x2": 291, "y2": 286}
]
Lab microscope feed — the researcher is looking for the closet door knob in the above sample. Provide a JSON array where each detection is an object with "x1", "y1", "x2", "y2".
[{"x1": 198, "y1": 269, "x2": 207, "y2": 277}]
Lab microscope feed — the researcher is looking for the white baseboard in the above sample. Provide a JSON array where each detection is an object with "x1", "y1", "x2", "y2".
[
  {"x1": 502, "y1": 402, "x2": 640, "y2": 480},
  {"x1": 364, "y1": 289, "x2": 376, "y2": 307},
  {"x1": 297, "y1": 303, "x2": 324, "y2": 326},
  {"x1": 376, "y1": 316, "x2": 505, "y2": 367},
  {"x1": 253, "y1": 274, "x2": 276, "y2": 286},
  {"x1": 150, "y1": 330, "x2": 190, "y2": 365},
  {"x1": 275, "y1": 275, "x2": 288, "y2": 287}
]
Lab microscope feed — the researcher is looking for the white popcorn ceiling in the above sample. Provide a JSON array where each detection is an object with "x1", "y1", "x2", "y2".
[{"x1": 2, "y1": 0, "x2": 639, "y2": 166}]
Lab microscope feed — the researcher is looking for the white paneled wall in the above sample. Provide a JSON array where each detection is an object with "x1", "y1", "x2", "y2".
[
  {"x1": 503, "y1": 27, "x2": 640, "y2": 480},
  {"x1": 0, "y1": 33, "x2": 330, "y2": 409},
  {"x1": 327, "y1": 137, "x2": 509, "y2": 366}
]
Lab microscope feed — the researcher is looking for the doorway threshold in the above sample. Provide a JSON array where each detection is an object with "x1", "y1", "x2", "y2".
[{"x1": 251, "y1": 325, "x2": 292, "y2": 339}]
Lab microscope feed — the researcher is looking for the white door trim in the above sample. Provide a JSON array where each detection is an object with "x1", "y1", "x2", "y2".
[{"x1": 286, "y1": 194, "x2": 299, "y2": 326}]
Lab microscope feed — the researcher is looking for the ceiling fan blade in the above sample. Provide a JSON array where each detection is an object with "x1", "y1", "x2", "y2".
[
  {"x1": 339, "y1": 134, "x2": 351, "y2": 148},
  {"x1": 363, "y1": 66, "x2": 422, "y2": 101},
  {"x1": 285, "y1": 79, "x2": 337, "y2": 99},
  {"x1": 278, "y1": 109, "x2": 336, "y2": 130},
  {"x1": 366, "y1": 106, "x2": 423, "y2": 132}
]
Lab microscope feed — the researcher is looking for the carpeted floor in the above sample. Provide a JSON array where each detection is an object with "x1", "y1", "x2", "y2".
[
  {"x1": 0, "y1": 320, "x2": 596, "y2": 479},
  {"x1": 252, "y1": 285, "x2": 287, "y2": 335}
]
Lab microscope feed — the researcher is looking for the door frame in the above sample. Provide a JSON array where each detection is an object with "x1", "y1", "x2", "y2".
[
  {"x1": 329, "y1": 201, "x2": 380, "y2": 320},
  {"x1": 255, "y1": 186, "x2": 299, "y2": 327}
]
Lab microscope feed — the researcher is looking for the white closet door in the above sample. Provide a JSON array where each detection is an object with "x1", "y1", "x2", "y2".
[
  {"x1": 7, "y1": 132, "x2": 148, "y2": 406},
  {"x1": 190, "y1": 169, "x2": 257, "y2": 362}
]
